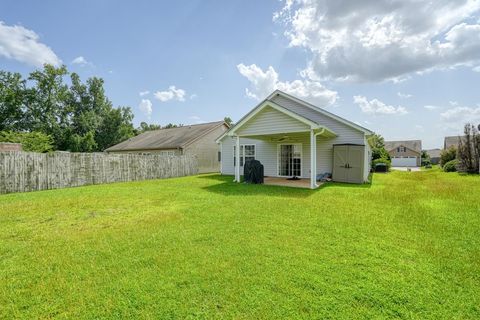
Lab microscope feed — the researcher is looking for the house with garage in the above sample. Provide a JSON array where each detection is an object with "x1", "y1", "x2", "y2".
[
  {"x1": 106, "y1": 121, "x2": 229, "y2": 173},
  {"x1": 216, "y1": 90, "x2": 374, "y2": 189},
  {"x1": 384, "y1": 140, "x2": 422, "y2": 167}
]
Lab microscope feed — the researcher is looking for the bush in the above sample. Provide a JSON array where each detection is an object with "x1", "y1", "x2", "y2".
[
  {"x1": 421, "y1": 159, "x2": 431, "y2": 167},
  {"x1": 440, "y1": 147, "x2": 457, "y2": 167},
  {"x1": 372, "y1": 157, "x2": 391, "y2": 171},
  {"x1": 443, "y1": 159, "x2": 458, "y2": 172},
  {"x1": 0, "y1": 131, "x2": 54, "y2": 153}
]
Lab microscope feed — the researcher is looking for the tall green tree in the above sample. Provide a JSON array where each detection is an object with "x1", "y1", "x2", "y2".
[{"x1": 0, "y1": 71, "x2": 27, "y2": 131}]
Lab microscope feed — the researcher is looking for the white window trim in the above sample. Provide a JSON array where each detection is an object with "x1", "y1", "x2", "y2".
[
  {"x1": 233, "y1": 144, "x2": 256, "y2": 167},
  {"x1": 276, "y1": 143, "x2": 303, "y2": 178}
]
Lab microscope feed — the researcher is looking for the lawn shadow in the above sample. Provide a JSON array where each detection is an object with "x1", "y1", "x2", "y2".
[{"x1": 200, "y1": 174, "x2": 317, "y2": 198}]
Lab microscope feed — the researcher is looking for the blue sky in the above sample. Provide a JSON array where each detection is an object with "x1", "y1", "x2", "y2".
[{"x1": 1, "y1": 0, "x2": 480, "y2": 149}]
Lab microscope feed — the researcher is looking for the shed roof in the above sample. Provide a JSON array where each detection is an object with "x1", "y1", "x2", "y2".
[
  {"x1": 384, "y1": 140, "x2": 422, "y2": 153},
  {"x1": 105, "y1": 121, "x2": 226, "y2": 152}
]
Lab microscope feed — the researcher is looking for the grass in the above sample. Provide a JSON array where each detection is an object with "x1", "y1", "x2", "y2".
[{"x1": 1, "y1": 169, "x2": 479, "y2": 319}]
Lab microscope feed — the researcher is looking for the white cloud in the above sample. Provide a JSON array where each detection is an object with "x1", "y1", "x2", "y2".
[
  {"x1": 139, "y1": 90, "x2": 150, "y2": 96},
  {"x1": 154, "y1": 86, "x2": 186, "y2": 102},
  {"x1": 353, "y1": 95, "x2": 408, "y2": 115},
  {"x1": 275, "y1": 0, "x2": 480, "y2": 82},
  {"x1": 424, "y1": 105, "x2": 439, "y2": 110},
  {"x1": 190, "y1": 94, "x2": 198, "y2": 100},
  {"x1": 237, "y1": 63, "x2": 338, "y2": 106},
  {"x1": 71, "y1": 56, "x2": 91, "y2": 66},
  {"x1": 473, "y1": 65, "x2": 480, "y2": 72},
  {"x1": 397, "y1": 92, "x2": 412, "y2": 99},
  {"x1": 138, "y1": 99, "x2": 153, "y2": 117},
  {"x1": 0, "y1": 21, "x2": 61, "y2": 67},
  {"x1": 441, "y1": 106, "x2": 480, "y2": 127}
]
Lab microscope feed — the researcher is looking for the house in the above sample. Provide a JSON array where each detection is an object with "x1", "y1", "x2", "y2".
[
  {"x1": 0, "y1": 142, "x2": 22, "y2": 152},
  {"x1": 216, "y1": 90, "x2": 374, "y2": 189},
  {"x1": 444, "y1": 135, "x2": 466, "y2": 150},
  {"x1": 384, "y1": 140, "x2": 422, "y2": 167},
  {"x1": 425, "y1": 148, "x2": 441, "y2": 165},
  {"x1": 105, "y1": 121, "x2": 229, "y2": 173}
]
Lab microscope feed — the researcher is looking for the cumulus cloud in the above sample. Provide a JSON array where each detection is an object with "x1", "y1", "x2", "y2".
[
  {"x1": 275, "y1": 0, "x2": 480, "y2": 82},
  {"x1": 154, "y1": 86, "x2": 186, "y2": 102},
  {"x1": 353, "y1": 95, "x2": 408, "y2": 115},
  {"x1": 138, "y1": 99, "x2": 153, "y2": 117},
  {"x1": 441, "y1": 106, "x2": 480, "y2": 128},
  {"x1": 0, "y1": 21, "x2": 61, "y2": 67},
  {"x1": 71, "y1": 56, "x2": 90, "y2": 66},
  {"x1": 237, "y1": 63, "x2": 337, "y2": 106},
  {"x1": 139, "y1": 90, "x2": 150, "y2": 96},
  {"x1": 424, "y1": 105, "x2": 439, "y2": 110}
]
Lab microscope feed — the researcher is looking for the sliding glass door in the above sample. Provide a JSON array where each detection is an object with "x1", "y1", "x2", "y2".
[{"x1": 278, "y1": 144, "x2": 302, "y2": 177}]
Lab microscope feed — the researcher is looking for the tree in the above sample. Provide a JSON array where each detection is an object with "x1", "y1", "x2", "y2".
[
  {"x1": 440, "y1": 147, "x2": 457, "y2": 167},
  {"x1": 136, "y1": 122, "x2": 161, "y2": 133},
  {"x1": 369, "y1": 133, "x2": 390, "y2": 161},
  {"x1": 224, "y1": 116, "x2": 233, "y2": 126},
  {"x1": 0, "y1": 131, "x2": 53, "y2": 153},
  {"x1": 421, "y1": 150, "x2": 431, "y2": 166},
  {"x1": 0, "y1": 71, "x2": 27, "y2": 131},
  {"x1": 457, "y1": 123, "x2": 480, "y2": 173}
]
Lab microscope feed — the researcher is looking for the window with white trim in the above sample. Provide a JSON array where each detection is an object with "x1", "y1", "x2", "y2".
[{"x1": 233, "y1": 144, "x2": 255, "y2": 166}]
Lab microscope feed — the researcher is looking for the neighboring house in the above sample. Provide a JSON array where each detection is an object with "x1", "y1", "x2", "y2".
[
  {"x1": 0, "y1": 142, "x2": 22, "y2": 151},
  {"x1": 444, "y1": 135, "x2": 466, "y2": 150},
  {"x1": 105, "y1": 121, "x2": 229, "y2": 173},
  {"x1": 384, "y1": 140, "x2": 422, "y2": 167},
  {"x1": 425, "y1": 148, "x2": 441, "y2": 165},
  {"x1": 216, "y1": 90, "x2": 374, "y2": 189}
]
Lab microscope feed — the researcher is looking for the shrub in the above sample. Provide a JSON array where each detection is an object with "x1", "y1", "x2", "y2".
[
  {"x1": 421, "y1": 159, "x2": 431, "y2": 167},
  {"x1": 440, "y1": 146, "x2": 457, "y2": 167},
  {"x1": 443, "y1": 159, "x2": 458, "y2": 172},
  {"x1": 372, "y1": 157, "x2": 391, "y2": 171},
  {"x1": 0, "y1": 131, "x2": 54, "y2": 153}
]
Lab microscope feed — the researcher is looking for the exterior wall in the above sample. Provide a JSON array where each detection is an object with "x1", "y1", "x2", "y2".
[
  {"x1": 184, "y1": 124, "x2": 228, "y2": 173},
  {"x1": 219, "y1": 95, "x2": 369, "y2": 181},
  {"x1": 236, "y1": 106, "x2": 310, "y2": 136},
  {"x1": 388, "y1": 147, "x2": 421, "y2": 166}
]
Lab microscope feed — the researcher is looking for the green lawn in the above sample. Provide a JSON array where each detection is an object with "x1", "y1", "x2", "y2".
[{"x1": 1, "y1": 170, "x2": 479, "y2": 319}]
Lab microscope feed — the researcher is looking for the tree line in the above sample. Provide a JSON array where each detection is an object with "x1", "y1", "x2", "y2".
[{"x1": 1, "y1": 64, "x2": 220, "y2": 153}]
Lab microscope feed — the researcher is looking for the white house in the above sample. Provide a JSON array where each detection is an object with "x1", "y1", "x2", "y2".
[{"x1": 216, "y1": 90, "x2": 374, "y2": 189}]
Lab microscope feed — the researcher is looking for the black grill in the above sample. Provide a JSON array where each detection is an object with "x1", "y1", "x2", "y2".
[{"x1": 243, "y1": 160, "x2": 264, "y2": 184}]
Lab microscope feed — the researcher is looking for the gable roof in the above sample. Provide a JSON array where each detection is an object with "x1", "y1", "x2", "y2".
[
  {"x1": 426, "y1": 148, "x2": 441, "y2": 158},
  {"x1": 384, "y1": 140, "x2": 422, "y2": 154},
  {"x1": 105, "y1": 121, "x2": 226, "y2": 152},
  {"x1": 268, "y1": 90, "x2": 373, "y2": 135},
  {"x1": 216, "y1": 90, "x2": 373, "y2": 142}
]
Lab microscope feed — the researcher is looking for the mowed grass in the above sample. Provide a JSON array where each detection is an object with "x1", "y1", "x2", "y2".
[{"x1": 1, "y1": 169, "x2": 479, "y2": 319}]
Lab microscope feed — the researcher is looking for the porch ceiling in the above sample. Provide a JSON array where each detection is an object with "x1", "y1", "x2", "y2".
[{"x1": 237, "y1": 128, "x2": 336, "y2": 141}]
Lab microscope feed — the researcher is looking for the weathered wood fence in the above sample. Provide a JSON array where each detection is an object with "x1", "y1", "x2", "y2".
[{"x1": 0, "y1": 151, "x2": 198, "y2": 194}]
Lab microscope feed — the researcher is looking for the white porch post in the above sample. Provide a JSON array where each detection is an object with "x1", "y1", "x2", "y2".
[
  {"x1": 235, "y1": 135, "x2": 241, "y2": 182},
  {"x1": 310, "y1": 129, "x2": 317, "y2": 189}
]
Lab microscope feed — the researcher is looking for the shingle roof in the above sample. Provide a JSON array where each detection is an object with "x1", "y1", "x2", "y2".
[
  {"x1": 444, "y1": 135, "x2": 466, "y2": 149},
  {"x1": 105, "y1": 121, "x2": 226, "y2": 152},
  {"x1": 384, "y1": 140, "x2": 422, "y2": 153},
  {"x1": 426, "y1": 148, "x2": 441, "y2": 158}
]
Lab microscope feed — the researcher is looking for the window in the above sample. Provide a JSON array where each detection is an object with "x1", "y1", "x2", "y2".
[
  {"x1": 233, "y1": 144, "x2": 255, "y2": 166},
  {"x1": 160, "y1": 150, "x2": 175, "y2": 156},
  {"x1": 397, "y1": 146, "x2": 406, "y2": 153}
]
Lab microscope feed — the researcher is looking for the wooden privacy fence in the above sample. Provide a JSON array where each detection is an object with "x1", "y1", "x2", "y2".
[{"x1": 0, "y1": 151, "x2": 198, "y2": 194}]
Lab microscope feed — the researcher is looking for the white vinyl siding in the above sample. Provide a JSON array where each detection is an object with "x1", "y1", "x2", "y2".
[
  {"x1": 236, "y1": 106, "x2": 310, "y2": 136},
  {"x1": 219, "y1": 94, "x2": 370, "y2": 182}
]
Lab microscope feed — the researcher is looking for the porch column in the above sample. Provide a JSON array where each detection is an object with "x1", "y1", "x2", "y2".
[
  {"x1": 235, "y1": 135, "x2": 240, "y2": 182},
  {"x1": 310, "y1": 129, "x2": 317, "y2": 189}
]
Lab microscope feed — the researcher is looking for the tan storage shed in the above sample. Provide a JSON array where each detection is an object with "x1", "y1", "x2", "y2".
[{"x1": 332, "y1": 144, "x2": 366, "y2": 184}]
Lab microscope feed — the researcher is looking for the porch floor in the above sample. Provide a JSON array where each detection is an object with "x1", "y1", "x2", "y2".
[{"x1": 263, "y1": 176, "x2": 321, "y2": 189}]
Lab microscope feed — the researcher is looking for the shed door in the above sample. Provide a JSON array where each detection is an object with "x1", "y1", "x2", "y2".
[
  {"x1": 347, "y1": 146, "x2": 364, "y2": 183},
  {"x1": 333, "y1": 145, "x2": 348, "y2": 182}
]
